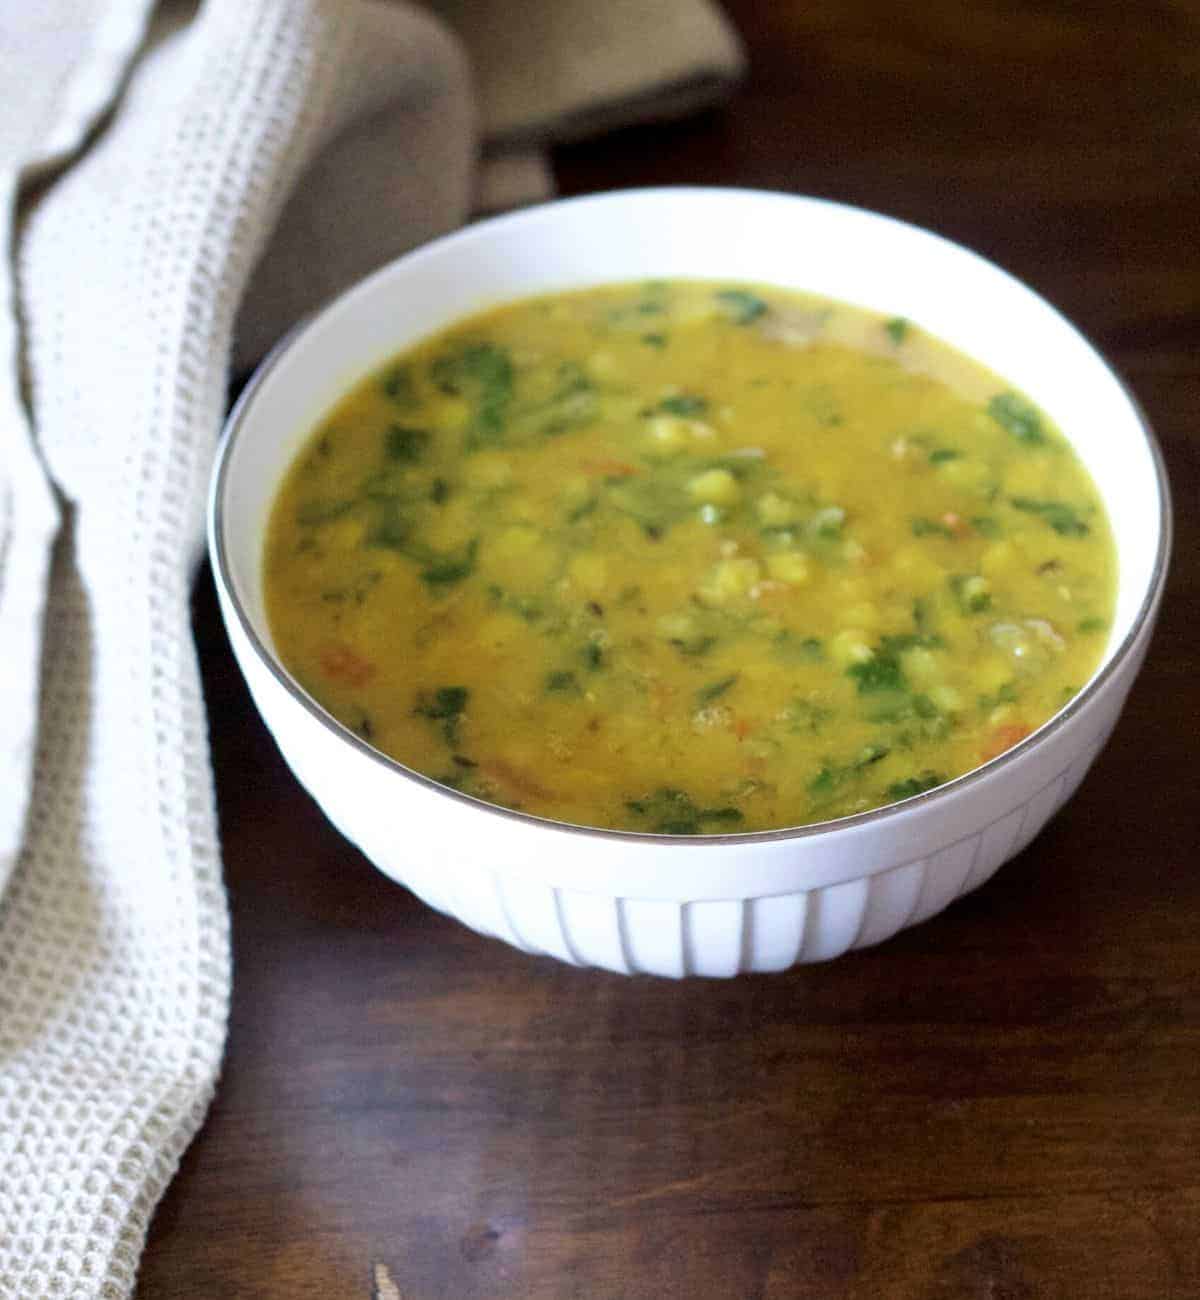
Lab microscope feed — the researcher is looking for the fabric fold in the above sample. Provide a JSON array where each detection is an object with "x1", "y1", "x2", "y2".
[{"x1": 0, "y1": 1, "x2": 472, "y2": 1292}]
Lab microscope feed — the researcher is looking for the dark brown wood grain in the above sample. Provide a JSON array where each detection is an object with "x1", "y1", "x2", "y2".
[{"x1": 140, "y1": 2, "x2": 1200, "y2": 1295}]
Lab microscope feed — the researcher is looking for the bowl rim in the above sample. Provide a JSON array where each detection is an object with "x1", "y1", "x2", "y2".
[{"x1": 208, "y1": 184, "x2": 1174, "y2": 847}]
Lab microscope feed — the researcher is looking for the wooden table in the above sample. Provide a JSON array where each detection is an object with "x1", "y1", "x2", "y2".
[{"x1": 141, "y1": 3, "x2": 1200, "y2": 1295}]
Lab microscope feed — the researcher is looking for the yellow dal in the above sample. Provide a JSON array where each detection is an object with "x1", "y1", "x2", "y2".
[{"x1": 264, "y1": 281, "x2": 1114, "y2": 833}]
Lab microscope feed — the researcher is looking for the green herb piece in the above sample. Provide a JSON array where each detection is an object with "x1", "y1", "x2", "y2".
[
  {"x1": 544, "y1": 670, "x2": 581, "y2": 694},
  {"x1": 699, "y1": 807, "x2": 744, "y2": 826},
  {"x1": 929, "y1": 448, "x2": 961, "y2": 464},
  {"x1": 582, "y1": 641, "x2": 604, "y2": 671},
  {"x1": 885, "y1": 316, "x2": 910, "y2": 345},
  {"x1": 912, "y1": 598, "x2": 935, "y2": 637},
  {"x1": 430, "y1": 477, "x2": 450, "y2": 505},
  {"x1": 988, "y1": 391, "x2": 1046, "y2": 445},
  {"x1": 808, "y1": 765, "x2": 840, "y2": 798},
  {"x1": 1077, "y1": 616, "x2": 1107, "y2": 633},
  {"x1": 414, "y1": 685, "x2": 469, "y2": 744},
  {"x1": 848, "y1": 652, "x2": 905, "y2": 694},
  {"x1": 1009, "y1": 497, "x2": 1089, "y2": 536},
  {"x1": 848, "y1": 635, "x2": 935, "y2": 696},
  {"x1": 881, "y1": 631, "x2": 942, "y2": 653},
  {"x1": 420, "y1": 538, "x2": 478, "y2": 587},
  {"x1": 716, "y1": 288, "x2": 769, "y2": 325},
  {"x1": 911, "y1": 517, "x2": 954, "y2": 539},
  {"x1": 887, "y1": 772, "x2": 943, "y2": 800},
  {"x1": 430, "y1": 342, "x2": 514, "y2": 449},
  {"x1": 669, "y1": 633, "x2": 718, "y2": 658},
  {"x1": 487, "y1": 585, "x2": 545, "y2": 623},
  {"x1": 624, "y1": 787, "x2": 744, "y2": 835},
  {"x1": 296, "y1": 498, "x2": 355, "y2": 527},
  {"x1": 696, "y1": 674, "x2": 739, "y2": 705},
  {"x1": 808, "y1": 744, "x2": 888, "y2": 801},
  {"x1": 366, "y1": 499, "x2": 413, "y2": 550},
  {"x1": 658, "y1": 392, "x2": 708, "y2": 417},
  {"x1": 384, "y1": 424, "x2": 431, "y2": 462},
  {"x1": 567, "y1": 496, "x2": 598, "y2": 524},
  {"x1": 949, "y1": 574, "x2": 992, "y2": 614},
  {"x1": 381, "y1": 364, "x2": 416, "y2": 405},
  {"x1": 641, "y1": 332, "x2": 668, "y2": 348},
  {"x1": 970, "y1": 515, "x2": 1001, "y2": 538},
  {"x1": 979, "y1": 682, "x2": 1019, "y2": 712},
  {"x1": 810, "y1": 505, "x2": 845, "y2": 539}
]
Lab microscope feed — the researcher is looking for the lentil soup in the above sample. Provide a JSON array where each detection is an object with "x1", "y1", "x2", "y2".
[{"x1": 263, "y1": 281, "x2": 1115, "y2": 833}]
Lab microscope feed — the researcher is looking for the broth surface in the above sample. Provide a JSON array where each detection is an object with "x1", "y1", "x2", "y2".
[{"x1": 264, "y1": 281, "x2": 1115, "y2": 833}]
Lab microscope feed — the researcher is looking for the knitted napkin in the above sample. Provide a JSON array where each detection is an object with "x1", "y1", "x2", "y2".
[{"x1": 0, "y1": 1, "x2": 742, "y2": 1295}]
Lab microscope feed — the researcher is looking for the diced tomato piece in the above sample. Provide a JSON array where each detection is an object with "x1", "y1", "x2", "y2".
[
  {"x1": 941, "y1": 511, "x2": 971, "y2": 539},
  {"x1": 981, "y1": 722, "x2": 1032, "y2": 761},
  {"x1": 319, "y1": 643, "x2": 376, "y2": 687},
  {"x1": 581, "y1": 458, "x2": 638, "y2": 477}
]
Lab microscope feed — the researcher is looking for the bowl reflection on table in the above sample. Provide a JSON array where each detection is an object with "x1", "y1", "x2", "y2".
[{"x1": 208, "y1": 187, "x2": 1170, "y2": 976}]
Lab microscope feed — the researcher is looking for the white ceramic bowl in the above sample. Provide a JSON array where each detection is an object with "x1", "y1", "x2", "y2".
[{"x1": 209, "y1": 187, "x2": 1170, "y2": 977}]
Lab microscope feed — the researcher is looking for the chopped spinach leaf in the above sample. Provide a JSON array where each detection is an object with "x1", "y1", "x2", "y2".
[
  {"x1": 912, "y1": 517, "x2": 954, "y2": 539},
  {"x1": 913, "y1": 597, "x2": 936, "y2": 637},
  {"x1": 430, "y1": 477, "x2": 450, "y2": 505},
  {"x1": 950, "y1": 574, "x2": 992, "y2": 613},
  {"x1": 970, "y1": 515, "x2": 1001, "y2": 538},
  {"x1": 848, "y1": 652, "x2": 905, "y2": 694},
  {"x1": 881, "y1": 632, "x2": 942, "y2": 653},
  {"x1": 487, "y1": 584, "x2": 545, "y2": 623},
  {"x1": 384, "y1": 424, "x2": 431, "y2": 462},
  {"x1": 624, "y1": 787, "x2": 743, "y2": 835},
  {"x1": 1077, "y1": 616, "x2": 1107, "y2": 633},
  {"x1": 582, "y1": 641, "x2": 605, "y2": 671},
  {"x1": 297, "y1": 498, "x2": 355, "y2": 527},
  {"x1": 885, "y1": 316, "x2": 910, "y2": 345},
  {"x1": 658, "y1": 392, "x2": 708, "y2": 417},
  {"x1": 716, "y1": 288, "x2": 769, "y2": 325},
  {"x1": 414, "y1": 685, "x2": 469, "y2": 744},
  {"x1": 430, "y1": 342, "x2": 514, "y2": 449},
  {"x1": 544, "y1": 670, "x2": 581, "y2": 694},
  {"x1": 929, "y1": 448, "x2": 961, "y2": 464},
  {"x1": 848, "y1": 635, "x2": 935, "y2": 696},
  {"x1": 366, "y1": 499, "x2": 413, "y2": 550},
  {"x1": 1009, "y1": 497, "x2": 1089, "y2": 536},
  {"x1": 669, "y1": 633, "x2": 718, "y2": 658},
  {"x1": 567, "y1": 496, "x2": 598, "y2": 524},
  {"x1": 420, "y1": 537, "x2": 478, "y2": 587},
  {"x1": 979, "y1": 682, "x2": 1018, "y2": 712},
  {"x1": 808, "y1": 764, "x2": 840, "y2": 798},
  {"x1": 696, "y1": 674, "x2": 739, "y2": 705},
  {"x1": 381, "y1": 364, "x2": 416, "y2": 405},
  {"x1": 808, "y1": 744, "x2": 889, "y2": 802},
  {"x1": 886, "y1": 772, "x2": 943, "y2": 801},
  {"x1": 641, "y1": 332, "x2": 668, "y2": 348},
  {"x1": 988, "y1": 392, "x2": 1046, "y2": 445}
]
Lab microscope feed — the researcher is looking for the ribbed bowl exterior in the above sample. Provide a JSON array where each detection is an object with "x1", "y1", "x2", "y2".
[{"x1": 220, "y1": 578, "x2": 1147, "y2": 976}]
